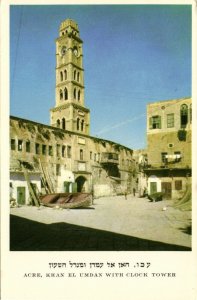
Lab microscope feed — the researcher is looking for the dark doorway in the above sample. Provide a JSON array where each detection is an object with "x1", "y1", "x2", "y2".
[
  {"x1": 161, "y1": 182, "x2": 172, "y2": 199},
  {"x1": 75, "y1": 176, "x2": 86, "y2": 192}
]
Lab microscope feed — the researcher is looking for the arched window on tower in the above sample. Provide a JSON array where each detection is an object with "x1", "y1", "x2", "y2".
[
  {"x1": 180, "y1": 104, "x2": 188, "y2": 128},
  {"x1": 77, "y1": 118, "x2": 80, "y2": 130},
  {"x1": 74, "y1": 88, "x2": 76, "y2": 100},
  {"x1": 62, "y1": 118, "x2": 66, "y2": 130},
  {"x1": 64, "y1": 69, "x2": 67, "y2": 80},
  {"x1": 57, "y1": 119, "x2": 60, "y2": 128},
  {"x1": 74, "y1": 70, "x2": 76, "y2": 80},
  {"x1": 81, "y1": 120, "x2": 84, "y2": 132},
  {"x1": 77, "y1": 72, "x2": 80, "y2": 82},
  {"x1": 78, "y1": 90, "x2": 80, "y2": 101},
  {"x1": 60, "y1": 89, "x2": 63, "y2": 100},
  {"x1": 64, "y1": 88, "x2": 68, "y2": 100},
  {"x1": 80, "y1": 149, "x2": 83, "y2": 161},
  {"x1": 60, "y1": 71, "x2": 63, "y2": 81}
]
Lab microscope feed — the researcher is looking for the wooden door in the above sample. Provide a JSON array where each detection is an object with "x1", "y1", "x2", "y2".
[
  {"x1": 150, "y1": 182, "x2": 157, "y2": 194},
  {"x1": 161, "y1": 182, "x2": 172, "y2": 199},
  {"x1": 64, "y1": 181, "x2": 70, "y2": 192},
  {"x1": 17, "y1": 187, "x2": 26, "y2": 205}
]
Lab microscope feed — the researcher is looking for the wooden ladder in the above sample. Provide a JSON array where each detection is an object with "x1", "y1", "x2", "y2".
[{"x1": 38, "y1": 159, "x2": 55, "y2": 194}]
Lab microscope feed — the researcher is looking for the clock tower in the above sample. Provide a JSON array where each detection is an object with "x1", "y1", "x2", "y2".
[{"x1": 50, "y1": 19, "x2": 90, "y2": 135}]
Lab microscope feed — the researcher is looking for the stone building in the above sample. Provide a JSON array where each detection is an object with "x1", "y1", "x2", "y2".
[
  {"x1": 133, "y1": 149, "x2": 148, "y2": 197},
  {"x1": 10, "y1": 19, "x2": 136, "y2": 205},
  {"x1": 144, "y1": 97, "x2": 192, "y2": 200}
]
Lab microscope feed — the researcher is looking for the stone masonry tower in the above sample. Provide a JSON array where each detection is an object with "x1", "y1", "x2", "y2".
[{"x1": 50, "y1": 19, "x2": 90, "y2": 135}]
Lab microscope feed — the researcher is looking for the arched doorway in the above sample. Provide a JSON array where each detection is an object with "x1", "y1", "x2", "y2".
[{"x1": 75, "y1": 176, "x2": 87, "y2": 192}]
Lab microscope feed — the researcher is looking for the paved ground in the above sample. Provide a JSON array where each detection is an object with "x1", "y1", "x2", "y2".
[{"x1": 10, "y1": 195, "x2": 191, "y2": 251}]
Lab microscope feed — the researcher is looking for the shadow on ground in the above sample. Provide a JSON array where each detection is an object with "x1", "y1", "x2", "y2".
[
  {"x1": 10, "y1": 215, "x2": 191, "y2": 251},
  {"x1": 179, "y1": 225, "x2": 192, "y2": 235}
]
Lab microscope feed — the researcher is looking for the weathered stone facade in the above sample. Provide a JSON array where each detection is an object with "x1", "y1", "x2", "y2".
[
  {"x1": 10, "y1": 116, "x2": 135, "y2": 204},
  {"x1": 144, "y1": 97, "x2": 192, "y2": 200}
]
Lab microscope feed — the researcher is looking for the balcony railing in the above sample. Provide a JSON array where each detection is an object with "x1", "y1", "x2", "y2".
[{"x1": 100, "y1": 153, "x2": 119, "y2": 165}]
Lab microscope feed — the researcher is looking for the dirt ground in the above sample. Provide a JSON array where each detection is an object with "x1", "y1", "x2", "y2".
[{"x1": 10, "y1": 195, "x2": 191, "y2": 251}]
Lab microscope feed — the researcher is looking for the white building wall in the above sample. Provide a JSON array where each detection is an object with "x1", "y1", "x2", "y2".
[
  {"x1": 10, "y1": 173, "x2": 41, "y2": 205},
  {"x1": 148, "y1": 175, "x2": 161, "y2": 194}
]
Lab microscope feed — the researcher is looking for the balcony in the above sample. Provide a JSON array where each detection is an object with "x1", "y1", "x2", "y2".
[{"x1": 100, "y1": 153, "x2": 119, "y2": 165}]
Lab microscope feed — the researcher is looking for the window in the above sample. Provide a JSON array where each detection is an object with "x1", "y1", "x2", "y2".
[
  {"x1": 49, "y1": 145, "x2": 53, "y2": 156},
  {"x1": 57, "y1": 119, "x2": 60, "y2": 128},
  {"x1": 35, "y1": 143, "x2": 40, "y2": 155},
  {"x1": 60, "y1": 71, "x2": 63, "y2": 81},
  {"x1": 42, "y1": 144, "x2": 46, "y2": 155},
  {"x1": 26, "y1": 141, "x2": 31, "y2": 153},
  {"x1": 64, "y1": 88, "x2": 68, "y2": 100},
  {"x1": 77, "y1": 72, "x2": 80, "y2": 82},
  {"x1": 18, "y1": 140, "x2": 23, "y2": 151},
  {"x1": 74, "y1": 88, "x2": 76, "y2": 99},
  {"x1": 167, "y1": 114, "x2": 174, "y2": 128},
  {"x1": 74, "y1": 70, "x2": 76, "y2": 80},
  {"x1": 62, "y1": 145, "x2": 66, "y2": 157},
  {"x1": 98, "y1": 153, "x2": 100, "y2": 162},
  {"x1": 80, "y1": 149, "x2": 83, "y2": 161},
  {"x1": 175, "y1": 180, "x2": 182, "y2": 190},
  {"x1": 94, "y1": 153, "x2": 97, "y2": 162},
  {"x1": 64, "y1": 69, "x2": 67, "y2": 80},
  {"x1": 161, "y1": 152, "x2": 168, "y2": 163},
  {"x1": 180, "y1": 104, "x2": 188, "y2": 128},
  {"x1": 174, "y1": 151, "x2": 181, "y2": 162},
  {"x1": 149, "y1": 115, "x2": 161, "y2": 129},
  {"x1": 67, "y1": 146, "x2": 71, "y2": 158},
  {"x1": 81, "y1": 120, "x2": 84, "y2": 131},
  {"x1": 77, "y1": 118, "x2": 80, "y2": 130},
  {"x1": 168, "y1": 143, "x2": 174, "y2": 148},
  {"x1": 78, "y1": 90, "x2": 80, "y2": 101},
  {"x1": 62, "y1": 118, "x2": 66, "y2": 130},
  {"x1": 56, "y1": 144, "x2": 60, "y2": 157},
  {"x1": 11, "y1": 139, "x2": 16, "y2": 150},
  {"x1": 90, "y1": 151, "x2": 92, "y2": 160},
  {"x1": 56, "y1": 164, "x2": 61, "y2": 176},
  {"x1": 60, "y1": 89, "x2": 63, "y2": 100}
]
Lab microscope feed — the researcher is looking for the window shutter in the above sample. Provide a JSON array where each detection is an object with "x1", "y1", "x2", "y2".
[
  {"x1": 149, "y1": 117, "x2": 153, "y2": 129},
  {"x1": 72, "y1": 182, "x2": 78, "y2": 193},
  {"x1": 158, "y1": 116, "x2": 161, "y2": 129},
  {"x1": 175, "y1": 180, "x2": 182, "y2": 190}
]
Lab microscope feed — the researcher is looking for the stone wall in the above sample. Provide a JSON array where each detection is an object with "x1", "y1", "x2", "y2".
[{"x1": 10, "y1": 116, "x2": 136, "y2": 203}]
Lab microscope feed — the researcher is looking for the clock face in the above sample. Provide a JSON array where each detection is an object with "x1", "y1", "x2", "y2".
[{"x1": 61, "y1": 46, "x2": 67, "y2": 56}]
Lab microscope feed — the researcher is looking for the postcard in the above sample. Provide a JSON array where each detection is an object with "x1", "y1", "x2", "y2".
[{"x1": 1, "y1": 1, "x2": 197, "y2": 299}]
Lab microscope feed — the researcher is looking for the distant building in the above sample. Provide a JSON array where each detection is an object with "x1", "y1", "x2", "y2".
[
  {"x1": 133, "y1": 149, "x2": 148, "y2": 197},
  {"x1": 144, "y1": 97, "x2": 192, "y2": 199},
  {"x1": 10, "y1": 19, "x2": 136, "y2": 205}
]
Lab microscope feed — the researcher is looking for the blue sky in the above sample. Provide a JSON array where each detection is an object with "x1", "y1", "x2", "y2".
[{"x1": 10, "y1": 5, "x2": 191, "y2": 149}]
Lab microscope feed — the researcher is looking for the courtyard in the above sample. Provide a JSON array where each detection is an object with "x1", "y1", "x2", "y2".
[{"x1": 10, "y1": 195, "x2": 191, "y2": 251}]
